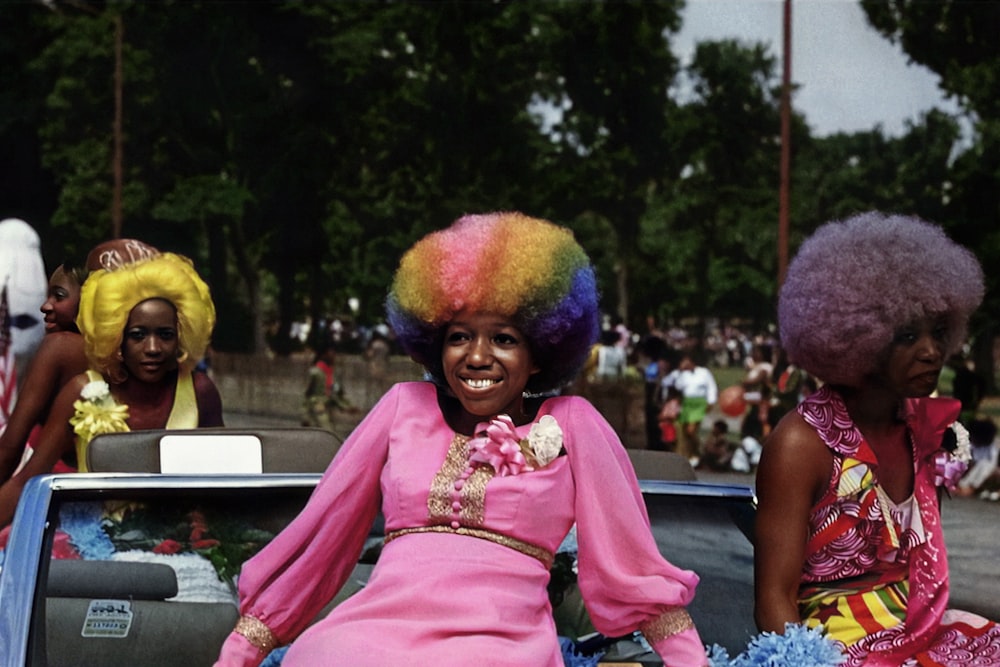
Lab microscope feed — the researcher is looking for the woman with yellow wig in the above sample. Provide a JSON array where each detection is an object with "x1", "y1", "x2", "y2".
[{"x1": 0, "y1": 251, "x2": 222, "y2": 526}]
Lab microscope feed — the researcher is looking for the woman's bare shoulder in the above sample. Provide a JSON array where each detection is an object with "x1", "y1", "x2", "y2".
[
  {"x1": 20, "y1": 333, "x2": 87, "y2": 391},
  {"x1": 38, "y1": 332, "x2": 87, "y2": 370},
  {"x1": 758, "y1": 410, "x2": 832, "y2": 504}
]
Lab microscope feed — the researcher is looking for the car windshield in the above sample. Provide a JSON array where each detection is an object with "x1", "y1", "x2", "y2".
[{"x1": 27, "y1": 480, "x2": 318, "y2": 667}]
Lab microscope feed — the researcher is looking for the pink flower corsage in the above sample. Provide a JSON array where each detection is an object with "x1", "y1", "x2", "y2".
[
  {"x1": 934, "y1": 421, "x2": 971, "y2": 491},
  {"x1": 468, "y1": 414, "x2": 564, "y2": 477}
]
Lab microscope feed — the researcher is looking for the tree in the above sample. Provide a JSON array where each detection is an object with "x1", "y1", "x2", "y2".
[
  {"x1": 639, "y1": 39, "x2": 788, "y2": 335},
  {"x1": 532, "y1": 1, "x2": 684, "y2": 325},
  {"x1": 861, "y1": 0, "x2": 1000, "y2": 390}
]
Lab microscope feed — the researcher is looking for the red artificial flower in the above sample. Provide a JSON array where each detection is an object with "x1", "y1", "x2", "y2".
[
  {"x1": 153, "y1": 539, "x2": 183, "y2": 554},
  {"x1": 191, "y1": 539, "x2": 221, "y2": 550}
]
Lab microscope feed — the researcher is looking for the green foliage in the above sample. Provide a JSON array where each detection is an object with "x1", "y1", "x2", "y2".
[
  {"x1": 858, "y1": 1, "x2": 999, "y2": 389},
  {"x1": 2, "y1": 0, "x2": 994, "y2": 364}
]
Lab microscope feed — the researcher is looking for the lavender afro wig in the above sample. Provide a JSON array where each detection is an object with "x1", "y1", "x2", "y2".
[
  {"x1": 386, "y1": 212, "x2": 600, "y2": 392},
  {"x1": 778, "y1": 212, "x2": 983, "y2": 387}
]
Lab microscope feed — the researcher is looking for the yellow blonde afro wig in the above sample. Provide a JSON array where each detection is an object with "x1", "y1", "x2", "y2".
[{"x1": 76, "y1": 252, "x2": 215, "y2": 381}]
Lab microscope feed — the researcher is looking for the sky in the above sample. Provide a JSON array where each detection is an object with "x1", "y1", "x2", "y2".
[{"x1": 673, "y1": 0, "x2": 959, "y2": 137}]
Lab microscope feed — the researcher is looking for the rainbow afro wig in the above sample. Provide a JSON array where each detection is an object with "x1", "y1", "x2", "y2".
[
  {"x1": 779, "y1": 212, "x2": 983, "y2": 387},
  {"x1": 387, "y1": 212, "x2": 600, "y2": 392},
  {"x1": 77, "y1": 252, "x2": 216, "y2": 382}
]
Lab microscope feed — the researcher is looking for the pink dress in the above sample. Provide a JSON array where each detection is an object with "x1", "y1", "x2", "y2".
[
  {"x1": 215, "y1": 382, "x2": 706, "y2": 666},
  {"x1": 797, "y1": 386, "x2": 1000, "y2": 666}
]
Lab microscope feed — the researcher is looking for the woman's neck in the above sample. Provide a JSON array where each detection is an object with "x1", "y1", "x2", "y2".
[
  {"x1": 836, "y1": 383, "x2": 906, "y2": 435},
  {"x1": 114, "y1": 369, "x2": 179, "y2": 405},
  {"x1": 436, "y1": 389, "x2": 538, "y2": 436}
]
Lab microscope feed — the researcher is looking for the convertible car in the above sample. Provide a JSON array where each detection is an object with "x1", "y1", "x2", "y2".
[{"x1": 0, "y1": 428, "x2": 757, "y2": 667}]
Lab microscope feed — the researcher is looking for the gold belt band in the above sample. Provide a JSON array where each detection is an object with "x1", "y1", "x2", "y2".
[{"x1": 384, "y1": 525, "x2": 554, "y2": 568}]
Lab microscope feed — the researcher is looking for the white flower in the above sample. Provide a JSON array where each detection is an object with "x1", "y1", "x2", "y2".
[
  {"x1": 80, "y1": 380, "x2": 111, "y2": 403},
  {"x1": 950, "y1": 421, "x2": 972, "y2": 464},
  {"x1": 528, "y1": 415, "x2": 563, "y2": 467}
]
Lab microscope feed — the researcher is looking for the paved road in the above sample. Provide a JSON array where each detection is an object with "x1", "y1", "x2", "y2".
[
  {"x1": 696, "y1": 468, "x2": 1000, "y2": 620},
  {"x1": 225, "y1": 409, "x2": 1000, "y2": 621}
]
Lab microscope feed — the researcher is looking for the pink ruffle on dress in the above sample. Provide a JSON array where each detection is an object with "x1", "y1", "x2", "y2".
[{"x1": 215, "y1": 382, "x2": 706, "y2": 666}]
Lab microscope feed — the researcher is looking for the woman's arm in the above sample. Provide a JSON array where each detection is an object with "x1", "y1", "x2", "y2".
[
  {"x1": 561, "y1": 397, "x2": 707, "y2": 666},
  {"x1": 0, "y1": 333, "x2": 86, "y2": 482},
  {"x1": 0, "y1": 373, "x2": 86, "y2": 527},
  {"x1": 194, "y1": 371, "x2": 224, "y2": 427},
  {"x1": 753, "y1": 411, "x2": 831, "y2": 632}
]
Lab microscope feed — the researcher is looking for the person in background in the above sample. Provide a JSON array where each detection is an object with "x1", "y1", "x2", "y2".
[
  {"x1": 699, "y1": 419, "x2": 735, "y2": 472},
  {"x1": 657, "y1": 385, "x2": 682, "y2": 453},
  {"x1": 956, "y1": 417, "x2": 1000, "y2": 499},
  {"x1": 301, "y1": 341, "x2": 351, "y2": 431},
  {"x1": 661, "y1": 351, "x2": 718, "y2": 464},
  {"x1": 947, "y1": 354, "x2": 986, "y2": 426},
  {"x1": 0, "y1": 239, "x2": 159, "y2": 483},
  {"x1": 593, "y1": 328, "x2": 627, "y2": 381},
  {"x1": 214, "y1": 211, "x2": 708, "y2": 667},
  {"x1": 641, "y1": 335, "x2": 671, "y2": 450},
  {"x1": 754, "y1": 212, "x2": 999, "y2": 665},
  {"x1": 0, "y1": 252, "x2": 222, "y2": 527},
  {"x1": 0, "y1": 218, "x2": 47, "y2": 379},
  {"x1": 0, "y1": 255, "x2": 87, "y2": 481},
  {"x1": 740, "y1": 343, "x2": 775, "y2": 444},
  {"x1": 770, "y1": 345, "x2": 807, "y2": 422}
]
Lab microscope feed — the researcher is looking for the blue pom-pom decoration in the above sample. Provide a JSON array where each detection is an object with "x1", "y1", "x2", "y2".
[
  {"x1": 59, "y1": 502, "x2": 115, "y2": 560},
  {"x1": 260, "y1": 645, "x2": 288, "y2": 666},
  {"x1": 707, "y1": 623, "x2": 845, "y2": 667},
  {"x1": 560, "y1": 636, "x2": 604, "y2": 667}
]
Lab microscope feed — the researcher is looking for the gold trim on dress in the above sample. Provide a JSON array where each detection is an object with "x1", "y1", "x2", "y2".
[
  {"x1": 234, "y1": 614, "x2": 278, "y2": 653},
  {"x1": 427, "y1": 433, "x2": 493, "y2": 526},
  {"x1": 384, "y1": 525, "x2": 554, "y2": 568},
  {"x1": 639, "y1": 606, "x2": 695, "y2": 644},
  {"x1": 428, "y1": 434, "x2": 469, "y2": 520}
]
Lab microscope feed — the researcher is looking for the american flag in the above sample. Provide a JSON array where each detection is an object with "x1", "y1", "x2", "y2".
[{"x1": 0, "y1": 284, "x2": 16, "y2": 434}]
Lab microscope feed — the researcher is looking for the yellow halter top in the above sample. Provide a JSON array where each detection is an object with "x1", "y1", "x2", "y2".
[{"x1": 74, "y1": 369, "x2": 198, "y2": 472}]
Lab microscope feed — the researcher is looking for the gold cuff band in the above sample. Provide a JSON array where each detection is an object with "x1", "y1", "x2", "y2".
[
  {"x1": 639, "y1": 606, "x2": 695, "y2": 644},
  {"x1": 234, "y1": 615, "x2": 277, "y2": 654},
  {"x1": 384, "y1": 525, "x2": 554, "y2": 568}
]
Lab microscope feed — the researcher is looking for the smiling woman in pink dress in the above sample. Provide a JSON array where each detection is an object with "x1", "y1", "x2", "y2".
[
  {"x1": 215, "y1": 212, "x2": 709, "y2": 667},
  {"x1": 754, "y1": 212, "x2": 1000, "y2": 666}
]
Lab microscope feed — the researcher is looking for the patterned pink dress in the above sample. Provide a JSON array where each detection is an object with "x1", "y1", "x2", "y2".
[
  {"x1": 798, "y1": 386, "x2": 1000, "y2": 666},
  {"x1": 214, "y1": 382, "x2": 707, "y2": 666}
]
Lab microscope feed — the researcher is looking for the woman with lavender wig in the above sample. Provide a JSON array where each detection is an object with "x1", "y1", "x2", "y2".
[
  {"x1": 215, "y1": 212, "x2": 708, "y2": 666},
  {"x1": 754, "y1": 212, "x2": 1000, "y2": 666}
]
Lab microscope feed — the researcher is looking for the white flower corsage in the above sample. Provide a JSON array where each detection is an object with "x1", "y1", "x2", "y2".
[
  {"x1": 527, "y1": 415, "x2": 563, "y2": 467},
  {"x1": 934, "y1": 421, "x2": 971, "y2": 491},
  {"x1": 70, "y1": 380, "x2": 130, "y2": 449},
  {"x1": 468, "y1": 414, "x2": 564, "y2": 476}
]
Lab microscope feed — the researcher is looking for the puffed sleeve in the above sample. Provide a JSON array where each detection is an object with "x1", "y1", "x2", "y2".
[
  {"x1": 559, "y1": 397, "x2": 708, "y2": 667},
  {"x1": 214, "y1": 384, "x2": 403, "y2": 667}
]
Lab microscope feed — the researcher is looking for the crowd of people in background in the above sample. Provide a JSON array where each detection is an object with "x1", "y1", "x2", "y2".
[
  {"x1": 293, "y1": 303, "x2": 1000, "y2": 494},
  {"x1": 585, "y1": 312, "x2": 999, "y2": 500},
  {"x1": 290, "y1": 302, "x2": 1000, "y2": 502}
]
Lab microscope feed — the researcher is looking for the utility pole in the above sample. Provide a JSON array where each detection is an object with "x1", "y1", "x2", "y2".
[
  {"x1": 111, "y1": 12, "x2": 124, "y2": 239},
  {"x1": 778, "y1": 0, "x2": 792, "y2": 286}
]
